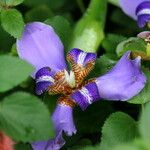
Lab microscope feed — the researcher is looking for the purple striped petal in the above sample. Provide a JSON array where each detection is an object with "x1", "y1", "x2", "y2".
[
  {"x1": 95, "y1": 51, "x2": 147, "y2": 101},
  {"x1": 119, "y1": 0, "x2": 147, "y2": 19},
  {"x1": 35, "y1": 67, "x2": 54, "y2": 95},
  {"x1": 71, "y1": 82, "x2": 100, "y2": 110},
  {"x1": 136, "y1": 1, "x2": 150, "y2": 27},
  {"x1": 31, "y1": 132, "x2": 65, "y2": 150},
  {"x1": 17, "y1": 22, "x2": 67, "y2": 77},
  {"x1": 52, "y1": 104, "x2": 77, "y2": 136},
  {"x1": 67, "y1": 48, "x2": 97, "y2": 66}
]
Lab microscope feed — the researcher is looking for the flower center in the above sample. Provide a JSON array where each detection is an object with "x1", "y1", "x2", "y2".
[{"x1": 35, "y1": 49, "x2": 97, "y2": 107}]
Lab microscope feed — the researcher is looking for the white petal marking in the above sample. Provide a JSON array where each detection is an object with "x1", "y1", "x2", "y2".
[
  {"x1": 137, "y1": 8, "x2": 150, "y2": 16},
  {"x1": 79, "y1": 87, "x2": 93, "y2": 104},
  {"x1": 36, "y1": 75, "x2": 54, "y2": 83},
  {"x1": 77, "y1": 52, "x2": 87, "y2": 65}
]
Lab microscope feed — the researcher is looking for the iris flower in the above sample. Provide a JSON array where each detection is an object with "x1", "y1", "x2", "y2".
[
  {"x1": 119, "y1": 0, "x2": 150, "y2": 27},
  {"x1": 17, "y1": 22, "x2": 146, "y2": 150}
]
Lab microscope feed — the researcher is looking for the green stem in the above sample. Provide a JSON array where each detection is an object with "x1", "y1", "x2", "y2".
[
  {"x1": 146, "y1": 43, "x2": 150, "y2": 57},
  {"x1": 76, "y1": 0, "x2": 85, "y2": 14},
  {"x1": 141, "y1": 103, "x2": 144, "y2": 113}
]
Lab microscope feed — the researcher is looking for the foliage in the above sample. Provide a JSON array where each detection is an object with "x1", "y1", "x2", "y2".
[{"x1": 0, "y1": 0, "x2": 150, "y2": 150}]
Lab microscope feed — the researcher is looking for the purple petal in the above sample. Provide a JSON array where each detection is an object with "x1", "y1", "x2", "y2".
[
  {"x1": 17, "y1": 22, "x2": 67, "y2": 76},
  {"x1": 32, "y1": 104, "x2": 76, "y2": 150},
  {"x1": 31, "y1": 132, "x2": 65, "y2": 150},
  {"x1": 67, "y1": 48, "x2": 97, "y2": 66},
  {"x1": 95, "y1": 51, "x2": 147, "y2": 101},
  {"x1": 71, "y1": 82, "x2": 100, "y2": 110},
  {"x1": 137, "y1": 31, "x2": 150, "y2": 39},
  {"x1": 136, "y1": 1, "x2": 150, "y2": 27},
  {"x1": 52, "y1": 104, "x2": 77, "y2": 136},
  {"x1": 119, "y1": 0, "x2": 148, "y2": 19},
  {"x1": 35, "y1": 67, "x2": 54, "y2": 95}
]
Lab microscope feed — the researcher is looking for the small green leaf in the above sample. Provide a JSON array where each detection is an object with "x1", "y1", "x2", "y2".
[
  {"x1": 25, "y1": 5, "x2": 54, "y2": 22},
  {"x1": 74, "y1": 101, "x2": 114, "y2": 133},
  {"x1": 116, "y1": 37, "x2": 146, "y2": 57},
  {"x1": 0, "y1": 92, "x2": 54, "y2": 142},
  {"x1": 0, "y1": 0, "x2": 24, "y2": 6},
  {"x1": 0, "y1": 55, "x2": 33, "y2": 92},
  {"x1": 100, "y1": 112, "x2": 138, "y2": 150},
  {"x1": 89, "y1": 55, "x2": 116, "y2": 78},
  {"x1": 139, "y1": 102, "x2": 150, "y2": 140},
  {"x1": 69, "y1": 0, "x2": 107, "y2": 52},
  {"x1": 102, "y1": 34, "x2": 126, "y2": 54},
  {"x1": 45, "y1": 16, "x2": 71, "y2": 50},
  {"x1": 129, "y1": 68, "x2": 150, "y2": 104},
  {"x1": 1, "y1": 9, "x2": 24, "y2": 38}
]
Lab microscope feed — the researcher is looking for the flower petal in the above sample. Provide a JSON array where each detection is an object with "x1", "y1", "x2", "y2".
[
  {"x1": 32, "y1": 103, "x2": 76, "y2": 150},
  {"x1": 31, "y1": 132, "x2": 65, "y2": 150},
  {"x1": 35, "y1": 67, "x2": 55, "y2": 95},
  {"x1": 119, "y1": 0, "x2": 147, "y2": 19},
  {"x1": 52, "y1": 104, "x2": 77, "y2": 136},
  {"x1": 71, "y1": 82, "x2": 100, "y2": 110},
  {"x1": 67, "y1": 48, "x2": 97, "y2": 86},
  {"x1": 95, "y1": 51, "x2": 147, "y2": 101},
  {"x1": 17, "y1": 22, "x2": 67, "y2": 76},
  {"x1": 137, "y1": 31, "x2": 150, "y2": 39},
  {"x1": 67, "y1": 48, "x2": 96, "y2": 66},
  {"x1": 136, "y1": 1, "x2": 150, "y2": 27},
  {"x1": 0, "y1": 132, "x2": 14, "y2": 150}
]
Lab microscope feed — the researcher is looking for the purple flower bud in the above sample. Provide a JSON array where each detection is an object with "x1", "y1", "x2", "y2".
[{"x1": 119, "y1": 0, "x2": 150, "y2": 27}]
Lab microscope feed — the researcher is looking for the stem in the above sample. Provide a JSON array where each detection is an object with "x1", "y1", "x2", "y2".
[
  {"x1": 146, "y1": 43, "x2": 150, "y2": 57},
  {"x1": 147, "y1": 22, "x2": 150, "y2": 29},
  {"x1": 141, "y1": 103, "x2": 144, "y2": 113},
  {"x1": 76, "y1": 0, "x2": 85, "y2": 14}
]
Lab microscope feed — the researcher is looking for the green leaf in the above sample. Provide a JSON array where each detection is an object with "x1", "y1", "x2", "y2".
[
  {"x1": 0, "y1": 26, "x2": 14, "y2": 51},
  {"x1": 25, "y1": 5, "x2": 54, "y2": 22},
  {"x1": 1, "y1": 9, "x2": 24, "y2": 38},
  {"x1": 129, "y1": 68, "x2": 150, "y2": 104},
  {"x1": 112, "y1": 144, "x2": 139, "y2": 150},
  {"x1": 116, "y1": 37, "x2": 146, "y2": 57},
  {"x1": 69, "y1": 0, "x2": 107, "y2": 52},
  {"x1": 0, "y1": 55, "x2": 33, "y2": 92},
  {"x1": 100, "y1": 112, "x2": 138, "y2": 150},
  {"x1": 89, "y1": 55, "x2": 116, "y2": 78},
  {"x1": 0, "y1": 0, "x2": 24, "y2": 6},
  {"x1": 102, "y1": 34, "x2": 126, "y2": 54},
  {"x1": 0, "y1": 92, "x2": 54, "y2": 142},
  {"x1": 74, "y1": 101, "x2": 114, "y2": 133},
  {"x1": 110, "y1": 9, "x2": 140, "y2": 33},
  {"x1": 45, "y1": 16, "x2": 71, "y2": 50},
  {"x1": 15, "y1": 143, "x2": 32, "y2": 150},
  {"x1": 139, "y1": 102, "x2": 150, "y2": 140}
]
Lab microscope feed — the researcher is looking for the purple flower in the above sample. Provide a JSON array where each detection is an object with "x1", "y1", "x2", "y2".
[
  {"x1": 17, "y1": 22, "x2": 146, "y2": 149},
  {"x1": 119, "y1": 0, "x2": 150, "y2": 27},
  {"x1": 71, "y1": 51, "x2": 146, "y2": 110}
]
